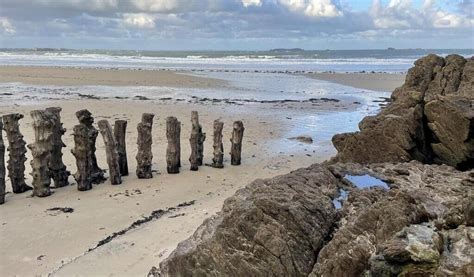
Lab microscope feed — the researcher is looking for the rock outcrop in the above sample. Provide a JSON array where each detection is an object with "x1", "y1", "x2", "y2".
[
  {"x1": 156, "y1": 161, "x2": 473, "y2": 276},
  {"x1": 332, "y1": 54, "x2": 473, "y2": 169}
]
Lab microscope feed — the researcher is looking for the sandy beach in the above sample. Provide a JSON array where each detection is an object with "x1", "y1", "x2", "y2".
[{"x1": 0, "y1": 66, "x2": 403, "y2": 276}]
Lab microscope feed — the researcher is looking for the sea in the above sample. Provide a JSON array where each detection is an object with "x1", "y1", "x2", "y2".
[
  {"x1": 0, "y1": 48, "x2": 472, "y2": 73},
  {"x1": 1, "y1": 48, "x2": 472, "y2": 155}
]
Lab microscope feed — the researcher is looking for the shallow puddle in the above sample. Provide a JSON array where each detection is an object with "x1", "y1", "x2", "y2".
[{"x1": 344, "y1": 174, "x2": 389, "y2": 189}]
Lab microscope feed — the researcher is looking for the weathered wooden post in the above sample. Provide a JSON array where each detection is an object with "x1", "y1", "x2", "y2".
[
  {"x1": 2, "y1": 113, "x2": 31, "y2": 193},
  {"x1": 230, "y1": 121, "x2": 245, "y2": 166},
  {"x1": 194, "y1": 112, "x2": 206, "y2": 166},
  {"x1": 189, "y1": 112, "x2": 199, "y2": 171},
  {"x1": 72, "y1": 124, "x2": 93, "y2": 191},
  {"x1": 98, "y1": 120, "x2": 122, "y2": 185},
  {"x1": 28, "y1": 110, "x2": 55, "y2": 197},
  {"x1": 166, "y1": 116, "x2": 181, "y2": 174},
  {"x1": 46, "y1": 107, "x2": 70, "y2": 187},
  {"x1": 136, "y1": 114, "x2": 154, "y2": 179},
  {"x1": 76, "y1": 109, "x2": 106, "y2": 183},
  {"x1": 114, "y1": 120, "x2": 128, "y2": 176},
  {"x1": 0, "y1": 119, "x2": 5, "y2": 204},
  {"x1": 211, "y1": 120, "x2": 224, "y2": 168}
]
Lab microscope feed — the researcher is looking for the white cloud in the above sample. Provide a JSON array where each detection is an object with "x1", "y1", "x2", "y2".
[
  {"x1": 241, "y1": 0, "x2": 262, "y2": 8},
  {"x1": 122, "y1": 13, "x2": 155, "y2": 29},
  {"x1": 38, "y1": 0, "x2": 118, "y2": 11},
  {"x1": 0, "y1": 17, "x2": 16, "y2": 35},
  {"x1": 278, "y1": 0, "x2": 342, "y2": 17},
  {"x1": 130, "y1": 0, "x2": 184, "y2": 12}
]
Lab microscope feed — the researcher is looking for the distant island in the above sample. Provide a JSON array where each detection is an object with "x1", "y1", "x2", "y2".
[{"x1": 269, "y1": 48, "x2": 304, "y2": 53}]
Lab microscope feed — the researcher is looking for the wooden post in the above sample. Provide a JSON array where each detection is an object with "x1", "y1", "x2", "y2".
[
  {"x1": 72, "y1": 124, "x2": 93, "y2": 191},
  {"x1": 2, "y1": 114, "x2": 31, "y2": 193},
  {"x1": 46, "y1": 107, "x2": 70, "y2": 187},
  {"x1": 136, "y1": 114, "x2": 154, "y2": 179},
  {"x1": 98, "y1": 120, "x2": 122, "y2": 185},
  {"x1": 114, "y1": 120, "x2": 128, "y2": 176},
  {"x1": 0, "y1": 119, "x2": 5, "y2": 204},
  {"x1": 28, "y1": 110, "x2": 55, "y2": 197},
  {"x1": 166, "y1": 116, "x2": 181, "y2": 174},
  {"x1": 189, "y1": 112, "x2": 199, "y2": 171},
  {"x1": 211, "y1": 120, "x2": 224, "y2": 168},
  {"x1": 230, "y1": 121, "x2": 245, "y2": 166},
  {"x1": 76, "y1": 109, "x2": 106, "y2": 184},
  {"x1": 193, "y1": 111, "x2": 206, "y2": 166}
]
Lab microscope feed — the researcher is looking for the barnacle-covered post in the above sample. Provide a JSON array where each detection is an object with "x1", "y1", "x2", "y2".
[
  {"x1": 136, "y1": 114, "x2": 154, "y2": 178},
  {"x1": 98, "y1": 120, "x2": 122, "y2": 185},
  {"x1": 2, "y1": 113, "x2": 31, "y2": 193},
  {"x1": 211, "y1": 120, "x2": 224, "y2": 168},
  {"x1": 0, "y1": 119, "x2": 6, "y2": 204},
  {"x1": 114, "y1": 120, "x2": 128, "y2": 176},
  {"x1": 75, "y1": 109, "x2": 106, "y2": 183},
  {"x1": 230, "y1": 121, "x2": 244, "y2": 166},
  {"x1": 28, "y1": 110, "x2": 55, "y2": 197},
  {"x1": 72, "y1": 124, "x2": 92, "y2": 191},
  {"x1": 166, "y1": 116, "x2": 181, "y2": 174},
  {"x1": 46, "y1": 107, "x2": 70, "y2": 187}
]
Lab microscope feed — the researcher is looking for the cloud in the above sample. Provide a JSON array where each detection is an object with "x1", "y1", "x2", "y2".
[
  {"x1": 0, "y1": 17, "x2": 16, "y2": 35},
  {"x1": 241, "y1": 0, "x2": 262, "y2": 8},
  {"x1": 278, "y1": 0, "x2": 343, "y2": 17},
  {"x1": 122, "y1": 13, "x2": 155, "y2": 28},
  {"x1": 0, "y1": 0, "x2": 472, "y2": 49}
]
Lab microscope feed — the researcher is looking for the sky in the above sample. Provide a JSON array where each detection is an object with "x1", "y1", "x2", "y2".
[{"x1": 0, "y1": 0, "x2": 473, "y2": 50}]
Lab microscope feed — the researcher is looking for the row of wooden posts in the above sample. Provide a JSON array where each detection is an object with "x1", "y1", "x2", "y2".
[{"x1": 0, "y1": 108, "x2": 245, "y2": 204}]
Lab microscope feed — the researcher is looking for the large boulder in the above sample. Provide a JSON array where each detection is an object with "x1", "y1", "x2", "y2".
[
  {"x1": 332, "y1": 55, "x2": 474, "y2": 169},
  {"x1": 158, "y1": 165, "x2": 340, "y2": 276}
]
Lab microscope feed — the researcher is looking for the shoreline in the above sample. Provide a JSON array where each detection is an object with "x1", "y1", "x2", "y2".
[
  {"x1": 305, "y1": 72, "x2": 406, "y2": 92},
  {"x1": 0, "y1": 65, "x2": 405, "y2": 92},
  {"x1": 0, "y1": 66, "x2": 227, "y2": 88}
]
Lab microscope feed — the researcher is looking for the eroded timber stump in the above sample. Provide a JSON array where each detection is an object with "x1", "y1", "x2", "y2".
[
  {"x1": 136, "y1": 114, "x2": 154, "y2": 178},
  {"x1": 28, "y1": 110, "x2": 55, "y2": 197},
  {"x1": 98, "y1": 120, "x2": 122, "y2": 185},
  {"x1": 0, "y1": 119, "x2": 6, "y2": 204},
  {"x1": 72, "y1": 124, "x2": 93, "y2": 191},
  {"x1": 76, "y1": 109, "x2": 106, "y2": 184},
  {"x1": 230, "y1": 121, "x2": 245, "y2": 166},
  {"x1": 189, "y1": 112, "x2": 200, "y2": 171},
  {"x1": 114, "y1": 120, "x2": 128, "y2": 176},
  {"x1": 2, "y1": 113, "x2": 32, "y2": 193},
  {"x1": 46, "y1": 107, "x2": 70, "y2": 187},
  {"x1": 211, "y1": 120, "x2": 224, "y2": 168},
  {"x1": 166, "y1": 116, "x2": 181, "y2": 174}
]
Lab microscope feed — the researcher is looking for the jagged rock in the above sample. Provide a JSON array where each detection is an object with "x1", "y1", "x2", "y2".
[
  {"x1": 332, "y1": 54, "x2": 473, "y2": 169},
  {"x1": 158, "y1": 164, "x2": 340, "y2": 276}
]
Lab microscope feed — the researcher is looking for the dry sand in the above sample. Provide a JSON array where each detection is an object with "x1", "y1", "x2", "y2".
[
  {"x1": 306, "y1": 72, "x2": 406, "y2": 92},
  {"x1": 0, "y1": 100, "x2": 332, "y2": 276},
  {"x1": 0, "y1": 66, "x2": 227, "y2": 88}
]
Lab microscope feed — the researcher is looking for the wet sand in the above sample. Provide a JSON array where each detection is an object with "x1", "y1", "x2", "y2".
[
  {"x1": 306, "y1": 72, "x2": 406, "y2": 92},
  {"x1": 0, "y1": 66, "x2": 227, "y2": 88}
]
